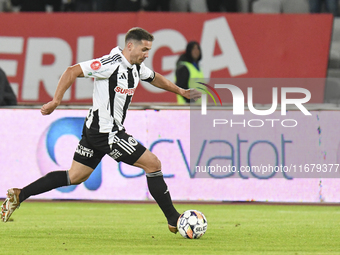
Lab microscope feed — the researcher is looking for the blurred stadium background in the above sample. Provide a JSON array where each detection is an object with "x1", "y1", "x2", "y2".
[{"x1": 1, "y1": 0, "x2": 340, "y2": 204}]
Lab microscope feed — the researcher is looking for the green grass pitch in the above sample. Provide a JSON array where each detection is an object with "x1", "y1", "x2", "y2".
[{"x1": 1, "y1": 201, "x2": 340, "y2": 255}]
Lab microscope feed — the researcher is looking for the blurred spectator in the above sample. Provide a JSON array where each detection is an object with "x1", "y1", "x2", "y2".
[
  {"x1": 309, "y1": 0, "x2": 338, "y2": 16},
  {"x1": 175, "y1": 41, "x2": 204, "y2": 104},
  {"x1": 143, "y1": 0, "x2": 170, "y2": 11},
  {"x1": 170, "y1": 0, "x2": 208, "y2": 12},
  {"x1": 0, "y1": 68, "x2": 17, "y2": 106},
  {"x1": 11, "y1": 0, "x2": 61, "y2": 11},
  {"x1": 62, "y1": 0, "x2": 75, "y2": 11},
  {"x1": 0, "y1": 0, "x2": 12, "y2": 11},
  {"x1": 282, "y1": 0, "x2": 309, "y2": 13},
  {"x1": 207, "y1": 0, "x2": 238, "y2": 12}
]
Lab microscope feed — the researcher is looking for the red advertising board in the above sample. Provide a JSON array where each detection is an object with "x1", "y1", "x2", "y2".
[{"x1": 0, "y1": 13, "x2": 333, "y2": 104}]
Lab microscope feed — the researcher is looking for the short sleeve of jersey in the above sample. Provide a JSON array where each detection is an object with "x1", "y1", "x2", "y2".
[
  {"x1": 79, "y1": 56, "x2": 115, "y2": 79},
  {"x1": 139, "y1": 63, "x2": 155, "y2": 82}
]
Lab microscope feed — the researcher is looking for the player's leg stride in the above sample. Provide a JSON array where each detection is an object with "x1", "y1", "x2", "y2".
[
  {"x1": 1, "y1": 170, "x2": 70, "y2": 222},
  {"x1": 1, "y1": 168, "x2": 181, "y2": 233},
  {"x1": 133, "y1": 149, "x2": 181, "y2": 234},
  {"x1": 1, "y1": 188, "x2": 21, "y2": 222},
  {"x1": 1, "y1": 173, "x2": 181, "y2": 232}
]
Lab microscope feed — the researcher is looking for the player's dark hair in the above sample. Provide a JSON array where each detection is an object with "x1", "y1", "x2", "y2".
[{"x1": 125, "y1": 27, "x2": 154, "y2": 44}]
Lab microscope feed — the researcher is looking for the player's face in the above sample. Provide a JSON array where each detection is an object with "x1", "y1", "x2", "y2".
[{"x1": 130, "y1": 40, "x2": 152, "y2": 65}]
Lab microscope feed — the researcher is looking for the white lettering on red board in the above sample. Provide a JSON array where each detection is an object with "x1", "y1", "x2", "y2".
[{"x1": 0, "y1": 17, "x2": 247, "y2": 102}]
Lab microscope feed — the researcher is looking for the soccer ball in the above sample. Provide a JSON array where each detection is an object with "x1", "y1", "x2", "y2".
[{"x1": 177, "y1": 210, "x2": 208, "y2": 239}]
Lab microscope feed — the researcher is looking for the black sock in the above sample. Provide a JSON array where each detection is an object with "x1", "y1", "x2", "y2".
[
  {"x1": 19, "y1": 171, "x2": 70, "y2": 203},
  {"x1": 146, "y1": 171, "x2": 180, "y2": 226}
]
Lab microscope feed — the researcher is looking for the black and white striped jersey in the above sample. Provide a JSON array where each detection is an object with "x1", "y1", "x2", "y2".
[{"x1": 79, "y1": 46, "x2": 155, "y2": 134}]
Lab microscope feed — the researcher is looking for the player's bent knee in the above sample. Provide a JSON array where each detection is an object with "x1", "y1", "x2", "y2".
[
  {"x1": 134, "y1": 150, "x2": 162, "y2": 173},
  {"x1": 156, "y1": 157, "x2": 161, "y2": 171},
  {"x1": 152, "y1": 157, "x2": 161, "y2": 171}
]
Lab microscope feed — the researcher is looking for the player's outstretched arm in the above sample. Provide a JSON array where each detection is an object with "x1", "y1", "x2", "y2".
[
  {"x1": 150, "y1": 72, "x2": 201, "y2": 101},
  {"x1": 41, "y1": 64, "x2": 84, "y2": 115}
]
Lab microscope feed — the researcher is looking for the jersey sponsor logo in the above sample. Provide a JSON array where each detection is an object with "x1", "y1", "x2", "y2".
[
  {"x1": 90, "y1": 60, "x2": 101, "y2": 70},
  {"x1": 114, "y1": 86, "x2": 136, "y2": 96}
]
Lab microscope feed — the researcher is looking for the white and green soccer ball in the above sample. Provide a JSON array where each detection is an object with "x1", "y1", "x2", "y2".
[{"x1": 177, "y1": 210, "x2": 208, "y2": 239}]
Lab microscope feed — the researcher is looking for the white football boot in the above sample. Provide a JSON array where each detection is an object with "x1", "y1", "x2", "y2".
[{"x1": 1, "y1": 188, "x2": 21, "y2": 222}]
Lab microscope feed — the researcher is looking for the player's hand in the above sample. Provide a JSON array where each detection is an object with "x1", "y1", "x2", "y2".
[
  {"x1": 182, "y1": 88, "x2": 202, "y2": 101},
  {"x1": 41, "y1": 100, "x2": 59, "y2": 115}
]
